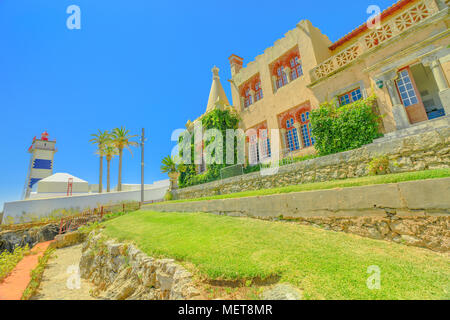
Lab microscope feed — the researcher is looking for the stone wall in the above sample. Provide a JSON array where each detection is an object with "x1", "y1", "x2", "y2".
[
  {"x1": 79, "y1": 232, "x2": 200, "y2": 300},
  {"x1": 174, "y1": 125, "x2": 450, "y2": 200},
  {"x1": 2, "y1": 184, "x2": 168, "y2": 224},
  {"x1": 151, "y1": 178, "x2": 450, "y2": 252}
]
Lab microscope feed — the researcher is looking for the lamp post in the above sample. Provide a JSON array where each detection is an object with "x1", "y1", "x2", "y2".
[{"x1": 140, "y1": 128, "x2": 145, "y2": 204}]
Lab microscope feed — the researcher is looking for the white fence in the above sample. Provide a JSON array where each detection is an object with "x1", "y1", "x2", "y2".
[{"x1": 1, "y1": 184, "x2": 168, "y2": 224}]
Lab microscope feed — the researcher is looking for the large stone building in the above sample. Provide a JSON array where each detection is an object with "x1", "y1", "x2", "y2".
[{"x1": 226, "y1": 0, "x2": 449, "y2": 162}]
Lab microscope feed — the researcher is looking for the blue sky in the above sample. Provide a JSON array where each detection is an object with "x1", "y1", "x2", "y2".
[{"x1": 0, "y1": 0, "x2": 395, "y2": 209}]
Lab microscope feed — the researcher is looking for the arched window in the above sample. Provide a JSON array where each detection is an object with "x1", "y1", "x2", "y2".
[
  {"x1": 248, "y1": 133, "x2": 259, "y2": 165},
  {"x1": 255, "y1": 81, "x2": 263, "y2": 102},
  {"x1": 259, "y1": 129, "x2": 271, "y2": 160},
  {"x1": 290, "y1": 56, "x2": 303, "y2": 80},
  {"x1": 285, "y1": 118, "x2": 300, "y2": 152},
  {"x1": 298, "y1": 111, "x2": 315, "y2": 147},
  {"x1": 244, "y1": 88, "x2": 253, "y2": 108},
  {"x1": 276, "y1": 66, "x2": 288, "y2": 89}
]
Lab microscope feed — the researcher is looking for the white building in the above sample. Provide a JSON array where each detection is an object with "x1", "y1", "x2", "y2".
[{"x1": 28, "y1": 172, "x2": 89, "y2": 199}]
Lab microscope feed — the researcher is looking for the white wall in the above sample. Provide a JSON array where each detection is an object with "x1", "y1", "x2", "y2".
[{"x1": 1, "y1": 185, "x2": 168, "y2": 224}]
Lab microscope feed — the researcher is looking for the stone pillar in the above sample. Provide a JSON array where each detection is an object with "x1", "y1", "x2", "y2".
[
  {"x1": 240, "y1": 97, "x2": 245, "y2": 111},
  {"x1": 272, "y1": 76, "x2": 278, "y2": 94},
  {"x1": 424, "y1": 57, "x2": 450, "y2": 116},
  {"x1": 385, "y1": 78, "x2": 410, "y2": 130},
  {"x1": 293, "y1": 122, "x2": 304, "y2": 149},
  {"x1": 249, "y1": 89, "x2": 256, "y2": 105},
  {"x1": 284, "y1": 67, "x2": 291, "y2": 84}
]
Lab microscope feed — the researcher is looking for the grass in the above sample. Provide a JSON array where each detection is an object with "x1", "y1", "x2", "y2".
[
  {"x1": 103, "y1": 210, "x2": 450, "y2": 300},
  {"x1": 0, "y1": 245, "x2": 30, "y2": 282},
  {"x1": 162, "y1": 169, "x2": 450, "y2": 203},
  {"x1": 21, "y1": 247, "x2": 55, "y2": 300}
]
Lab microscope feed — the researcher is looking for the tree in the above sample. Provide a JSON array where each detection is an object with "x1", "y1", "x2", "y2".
[
  {"x1": 160, "y1": 155, "x2": 185, "y2": 174},
  {"x1": 161, "y1": 155, "x2": 186, "y2": 190},
  {"x1": 111, "y1": 127, "x2": 138, "y2": 191},
  {"x1": 89, "y1": 130, "x2": 111, "y2": 193},
  {"x1": 103, "y1": 144, "x2": 118, "y2": 192}
]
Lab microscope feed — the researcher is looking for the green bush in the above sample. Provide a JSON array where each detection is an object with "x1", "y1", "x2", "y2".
[
  {"x1": 164, "y1": 191, "x2": 173, "y2": 201},
  {"x1": 310, "y1": 94, "x2": 382, "y2": 156},
  {"x1": 0, "y1": 245, "x2": 30, "y2": 282}
]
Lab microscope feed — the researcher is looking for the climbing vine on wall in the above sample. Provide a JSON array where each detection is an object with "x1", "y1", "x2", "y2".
[{"x1": 179, "y1": 108, "x2": 240, "y2": 188}]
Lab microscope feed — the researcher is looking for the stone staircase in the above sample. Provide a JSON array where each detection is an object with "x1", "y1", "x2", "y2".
[{"x1": 375, "y1": 115, "x2": 450, "y2": 143}]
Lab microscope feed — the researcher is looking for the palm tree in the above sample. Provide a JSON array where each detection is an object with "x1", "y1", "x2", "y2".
[
  {"x1": 111, "y1": 127, "x2": 138, "y2": 191},
  {"x1": 103, "y1": 144, "x2": 118, "y2": 192},
  {"x1": 89, "y1": 130, "x2": 111, "y2": 193},
  {"x1": 160, "y1": 155, "x2": 186, "y2": 174},
  {"x1": 161, "y1": 155, "x2": 186, "y2": 190}
]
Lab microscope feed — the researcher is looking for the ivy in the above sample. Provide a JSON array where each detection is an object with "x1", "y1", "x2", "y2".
[
  {"x1": 179, "y1": 108, "x2": 240, "y2": 188},
  {"x1": 310, "y1": 94, "x2": 383, "y2": 156}
]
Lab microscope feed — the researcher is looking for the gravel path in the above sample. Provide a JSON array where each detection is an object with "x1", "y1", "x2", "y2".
[{"x1": 31, "y1": 244, "x2": 97, "y2": 300}]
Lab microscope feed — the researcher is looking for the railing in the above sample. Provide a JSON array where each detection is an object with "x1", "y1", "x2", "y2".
[
  {"x1": 57, "y1": 202, "x2": 142, "y2": 235},
  {"x1": 310, "y1": 0, "x2": 439, "y2": 82}
]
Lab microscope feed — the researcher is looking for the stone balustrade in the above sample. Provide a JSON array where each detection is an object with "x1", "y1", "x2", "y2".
[{"x1": 310, "y1": 0, "x2": 439, "y2": 83}]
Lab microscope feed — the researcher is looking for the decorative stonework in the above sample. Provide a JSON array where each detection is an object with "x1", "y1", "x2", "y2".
[
  {"x1": 365, "y1": 24, "x2": 394, "y2": 49},
  {"x1": 311, "y1": 0, "x2": 438, "y2": 82}
]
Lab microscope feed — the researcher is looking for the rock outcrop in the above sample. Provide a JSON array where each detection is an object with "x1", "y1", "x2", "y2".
[
  {"x1": 0, "y1": 223, "x2": 59, "y2": 253},
  {"x1": 79, "y1": 232, "x2": 200, "y2": 300}
]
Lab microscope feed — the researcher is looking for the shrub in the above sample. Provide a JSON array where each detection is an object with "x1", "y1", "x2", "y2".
[
  {"x1": 164, "y1": 191, "x2": 173, "y2": 201},
  {"x1": 0, "y1": 245, "x2": 30, "y2": 282},
  {"x1": 310, "y1": 94, "x2": 382, "y2": 156},
  {"x1": 367, "y1": 155, "x2": 390, "y2": 175}
]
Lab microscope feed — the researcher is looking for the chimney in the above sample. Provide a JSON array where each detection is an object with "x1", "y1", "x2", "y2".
[{"x1": 228, "y1": 54, "x2": 244, "y2": 76}]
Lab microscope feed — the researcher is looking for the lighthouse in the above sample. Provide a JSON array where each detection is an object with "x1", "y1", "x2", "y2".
[{"x1": 22, "y1": 131, "x2": 57, "y2": 199}]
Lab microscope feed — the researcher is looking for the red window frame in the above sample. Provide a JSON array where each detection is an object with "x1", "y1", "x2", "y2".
[
  {"x1": 254, "y1": 81, "x2": 263, "y2": 102},
  {"x1": 290, "y1": 56, "x2": 303, "y2": 80},
  {"x1": 244, "y1": 88, "x2": 253, "y2": 108}
]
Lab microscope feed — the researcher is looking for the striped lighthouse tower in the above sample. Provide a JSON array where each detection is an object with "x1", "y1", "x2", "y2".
[{"x1": 22, "y1": 131, "x2": 57, "y2": 199}]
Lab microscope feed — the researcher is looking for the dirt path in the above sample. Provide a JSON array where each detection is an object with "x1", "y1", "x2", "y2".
[{"x1": 31, "y1": 244, "x2": 97, "y2": 300}]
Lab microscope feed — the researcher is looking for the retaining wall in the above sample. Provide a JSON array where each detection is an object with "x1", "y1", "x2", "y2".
[
  {"x1": 2, "y1": 186, "x2": 167, "y2": 224},
  {"x1": 150, "y1": 178, "x2": 450, "y2": 252},
  {"x1": 174, "y1": 126, "x2": 450, "y2": 200}
]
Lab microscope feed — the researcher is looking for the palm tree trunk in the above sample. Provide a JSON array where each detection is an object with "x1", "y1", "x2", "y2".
[
  {"x1": 99, "y1": 155, "x2": 103, "y2": 193},
  {"x1": 118, "y1": 148, "x2": 123, "y2": 191},
  {"x1": 107, "y1": 158, "x2": 111, "y2": 192}
]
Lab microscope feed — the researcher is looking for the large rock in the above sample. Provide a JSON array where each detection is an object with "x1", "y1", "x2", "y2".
[
  {"x1": 0, "y1": 223, "x2": 59, "y2": 253},
  {"x1": 79, "y1": 231, "x2": 200, "y2": 300}
]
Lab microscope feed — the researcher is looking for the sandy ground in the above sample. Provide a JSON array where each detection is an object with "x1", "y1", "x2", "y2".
[{"x1": 31, "y1": 244, "x2": 97, "y2": 300}]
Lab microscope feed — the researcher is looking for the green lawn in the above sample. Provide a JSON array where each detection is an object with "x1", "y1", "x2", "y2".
[
  {"x1": 103, "y1": 210, "x2": 450, "y2": 300},
  {"x1": 159, "y1": 169, "x2": 450, "y2": 203}
]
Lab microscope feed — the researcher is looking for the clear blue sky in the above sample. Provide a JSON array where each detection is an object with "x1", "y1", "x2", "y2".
[{"x1": 0, "y1": 0, "x2": 395, "y2": 209}]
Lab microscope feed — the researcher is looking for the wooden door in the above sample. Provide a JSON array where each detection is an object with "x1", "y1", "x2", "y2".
[{"x1": 395, "y1": 67, "x2": 428, "y2": 124}]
